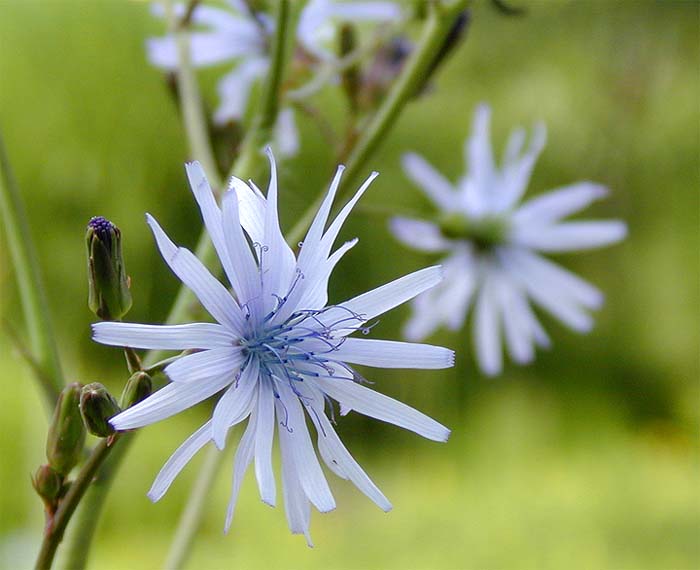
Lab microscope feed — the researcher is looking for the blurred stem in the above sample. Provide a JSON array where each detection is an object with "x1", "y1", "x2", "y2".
[
  {"x1": 164, "y1": 446, "x2": 224, "y2": 570},
  {"x1": 286, "y1": 0, "x2": 469, "y2": 245},
  {"x1": 164, "y1": 2, "x2": 291, "y2": 568},
  {"x1": 164, "y1": 0, "x2": 222, "y2": 188},
  {"x1": 0, "y1": 131, "x2": 63, "y2": 409}
]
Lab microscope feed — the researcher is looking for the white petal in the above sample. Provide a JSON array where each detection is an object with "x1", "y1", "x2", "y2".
[
  {"x1": 146, "y1": 36, "x2": 179, "y2": 70},
  {"x1": 493, "y1": 277, "x2": 534, "y2": 364},
  {"x1": 513, "y1": 220, "x2": 627, "y2": 252},
  {"x1": 308, "y1": 396, "x2": 392, "y2": 511},
  {"x1": 261, "y1": 149, "x2": 298, "y2": 313},
  {"x1": 92, "y1": 322, "x2": 235, "y2": 350},
  {"x1": 389, "y1": 217, "x2": 451, "y2": 252},
  {"x1": 188, "y1": 31, "x2": 262, "y2": 66},
  {"x1": 110, "y1": 374, "x2": 231, "y2": 430},
  {"x1": 330, "y1": 338, "x2": 454, "y2": 369},
  {"x1": 224, "y1": 417, "x2": 256, "y2": 533},
  {"x1": 330, "y1": 2, "x2": 403, "y2": 22},
  {"x1": 401, "y1": 153, "x2": 457, "y2": 211},
  {"x1": 274, "y1": 108, "x2": 300, "y2": 157},
  {"x1": 473, "y1": 269, "x2": 502, "y2": 376},
  {"x1": 465, "y1": 103, "x2": 495, "y2": 213},
  {"x1": 254, "y1": 379, "x2": 276, "y2": 506},
  {"x1": 185, "y1": 161, "x2": 244, "y2": 303},
  {"x1": 315, "y1": 375, "x2": 450, "y2": 442},
  {"x1": 146, "y1": 214, "x2": 245, "y2": 332},
  {"x1": 230, "y1": 175, "x2": 266, "y2": 245},
  {"x1": 214, "y1": 58, "x2": 269, "y2": 123},
  {"x1": 164, "y1": 347, "x2": 244, "y2": 383},
  {"x1": 496, "y1": 122, "x2": 547, "y2": 212},
  {"x1": 277, "y1": 383, "x2": 336, "y2": 513},
  {"x1": 513, "y1": 182, "x2": 608, "y2": 225},
  {"x1": 278, "y1": 409, "x2": 313, "y2": 546},
  {"x1": 505, "y1": 249, "x2": 604, "y2": 309},
  {"x1": 320, "y1": 266, "x2": 443, "y2": 335},
  {"x1": 221, "y1": 189, "x2": 263, "y2": 312},
  {"x1": 211, "y1": 358, "x2": 259, "y2": 449},
  {"x1": 147, "y1": 421, "x2": 212, "y2": 502},
  {"x1": 500, "y1": 249, "x2": 595, "y2": 332}
]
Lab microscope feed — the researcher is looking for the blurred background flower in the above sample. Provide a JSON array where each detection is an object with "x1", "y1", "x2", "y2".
[{"x1": 0, "y1": 1, "x2": 697, "y2": 569}]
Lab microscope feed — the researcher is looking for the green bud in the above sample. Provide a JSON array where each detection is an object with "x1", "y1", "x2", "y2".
[
  {"x1": 86, "y1": 216, "x2": 132, "y2": 321},
  {"x1": 46, "y1": 383, "x2": 86, "y2": 475},
  {"x1": 79, "y1": 383, "x2": 121, "y2": 437},
  {"x1": 32, "y1": 465, "x2": 63, "y2": 503},
  {"x1": 120, "y1": 371, "x2": 152, "y2": 409},
  {"x1": 437, "y1": 212, "x2": 508, "y2": 251}
]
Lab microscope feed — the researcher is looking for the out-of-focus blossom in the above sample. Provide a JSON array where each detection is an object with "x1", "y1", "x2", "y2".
[
  {"x1": 94, "y1": 150, "x2": 452, "y2": 544},
  {"x1": 390, "y1": 104, "x2": 627, "y2": 376},
  {"x1": 147, "y1": 0, "x2": 403, "y2": 155}
]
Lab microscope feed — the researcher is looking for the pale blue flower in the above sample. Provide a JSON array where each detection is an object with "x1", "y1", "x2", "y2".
[
  {"x1": 94, "y1": 150, "x2": 452, "y2": 544},
  {"x1": 390, "y1": 104, "x2": 627, "y2": 376}
]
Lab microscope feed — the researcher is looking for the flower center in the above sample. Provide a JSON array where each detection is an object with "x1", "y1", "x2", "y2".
[{"x1": 438, "y1": 212, "x2": 509, "y2": 251}]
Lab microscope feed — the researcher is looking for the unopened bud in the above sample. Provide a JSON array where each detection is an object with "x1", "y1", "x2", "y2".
[
  {"x1": 32, "y1": 465, "x2": 63, "y2": 503},
  {"x1": 120, "y1": 371, "x2": 152, "y2": 409},
  {"x1": 46, "y1": 383, "x2": 86, "y2": 475},
  {"x1": 418, "y1": 10, "x2": 470, "y2": 94},
  {"x1": 80, "y1": 383, "x2": 121, "y2": 437},
  {"x1": 86, "y1": 216, "x2": 132, "y2": 321}
]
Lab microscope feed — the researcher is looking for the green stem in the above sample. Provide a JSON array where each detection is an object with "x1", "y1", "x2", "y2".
[
  {"x1": 286, "y1": 0, "x2": 469, "y2": 246},
  {"x1": 34, "y1": 434, "x2": 125, "y2": 570},
  {"x1": 164, "y1": 446, "x2": 224, "y2": 570},
  {"x1": 0, "y1": 131, "x2": 64, "y2": 408}
]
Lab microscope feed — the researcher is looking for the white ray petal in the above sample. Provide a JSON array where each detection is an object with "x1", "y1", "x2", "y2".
[
  {"x1": 164, "y1": 347, "x2": 244, "y2": 383},
  {"x1": 224, "y1": 417, "x2": 256, "y2": 533},
  {"x1": 110, "y1": 374, "x2": 231, "y2": 430},
  {"x1": 389, "y1": 217, "x2": 451, "y2": 252},
  {"x1": 148, "y1": 421, "x2": 212, "y2": 502},
  {"x1": 307, "y1": 395, "x2": 392, "y2": 511},
  {"x1": 496, "y1": 122, "x2": 546, "y2": 212},
  {"x1": 465, "y1": 103, "x2": 495, "y2": 212},
  {"x1": 277, "y1": 384, "x2": 336, "y2": 513},
  {"x1": 274, "y1": 107, "x2": 300, "y2": 157},
  {"x1": 329, "y1": 338, "x2": 454, "y2": 369},
  {"x1": 513, "y1": 220, "x2": 627, "y2": 252},
  {"x1": 402, "y1": 153, "x2": 458, "y2": 211},
  {"x1": 493, "y1": 276, "x2": 534, "y2": 365},
  {"x1": 278, "y1": 403, "x2": 313, "y2": 546},
  {"x1": 214, "y1": 58, "x2": 269, "y2": 124},
  {"x1": 254, "y1": 379, "x2": 276, "y2": 506},
  {"x1": 230, "y1": 175, "x2": 266, "y2": 245},
  {"x1": 146, "y1": 214, "x2": 245, "y2": 332},
  {"x1": 92, "y1": 322, "x2": 235, "y2": 350},
  {"x1": 315, "y1": 375, "x2": 450, "y2": 442},
  {"x1": 330, "y1": 2, "x2": 403, "y2": 22},
  {"x1": 211, "y1": 358, "x2": 259, "y2": 449},
  {"x1": 513, "y1": 182, "x2": 608, "y2": 225},
  {"x1": 473, "y1": 269, "x2": 502, "y2": 376}
]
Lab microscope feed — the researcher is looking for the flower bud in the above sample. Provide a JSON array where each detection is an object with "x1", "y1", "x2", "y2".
[
  {"x1": 119, "y1": 371, "x2": 152, "y2": 409},
  {"x1": 79, "y1": 383, "x2": 121, "y2": 437},
  {"x1": 46, "y1": 383, "x2": 86, "y2": 475},
  {"x1": 86, "y1": 216, "x2": 132, "y2": 321},
  {"x1": 32, "y1": 465, "x2": 63, "y2": 503}
]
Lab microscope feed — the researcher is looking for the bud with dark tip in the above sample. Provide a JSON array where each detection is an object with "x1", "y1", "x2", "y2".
[
  {"x1": 46, "y1": 383, "x2": 86, "y2": 475},
  {"x1": 32, "y1": 465, "x2": 63, "y2": 504},
  {"x1": 80, "y1": 383, "x2": 121, "y2": 437},
  {"x1": 120, "y1": 371, "x2": 152, "y2": 409},
  {"x1": 86, "y1": 216, "x2": 132, "y2": 321}
]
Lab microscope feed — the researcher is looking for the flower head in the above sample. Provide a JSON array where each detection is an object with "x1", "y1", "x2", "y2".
[
  {"x1": 147, "y1": 0, "x2": 402, "y2": 154},
  {"x1": 93, "y1": 150, "x2": 452, "y2": 544},
  {"x1": 390, "y1": 104, "x2": 627, "y2": 376}
]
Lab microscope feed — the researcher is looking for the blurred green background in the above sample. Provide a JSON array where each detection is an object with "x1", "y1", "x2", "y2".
[{"x1": 1, "y1": 1, "x2": 698, "y2": 569}]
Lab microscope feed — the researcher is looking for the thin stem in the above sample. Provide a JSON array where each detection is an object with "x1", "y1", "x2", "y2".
[
  {"x1": 286, "y1": 0, "x2": 469, "y2": 246},
  {"x1": 164, "y1": 446, "x2": 224, "y2": 570},
  {"x1": 0, "y1": 131, "x2": 64, "y2": 408},
  {"x1": 164, "y1": 0, "x2": 221, "y2": 188}
]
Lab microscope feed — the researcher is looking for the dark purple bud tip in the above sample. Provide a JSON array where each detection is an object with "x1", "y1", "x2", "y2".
[{"x1": 88, "y1": 216, "x2": 115, "y2": 242}]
